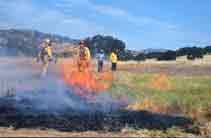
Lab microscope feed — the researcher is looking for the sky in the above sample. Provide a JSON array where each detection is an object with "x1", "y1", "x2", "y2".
[{"x1": 1, "y1": 0, "x2": 211, "y2": 50}]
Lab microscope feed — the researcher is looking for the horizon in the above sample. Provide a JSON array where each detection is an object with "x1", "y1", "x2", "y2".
[
  {"x1": 1, "y1": 27, "x2": 211, "y2": 52},
  {"x1": 1, "y1": 0, "x2": 211, "y2": 50}
]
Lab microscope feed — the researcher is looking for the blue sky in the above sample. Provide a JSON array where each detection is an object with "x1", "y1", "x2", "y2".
[{"x1": 1, "y1": 0, "x2": 211, "y2": 50}]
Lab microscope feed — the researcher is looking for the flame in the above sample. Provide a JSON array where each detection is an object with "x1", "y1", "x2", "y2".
[
  {"x1": 147, "y1": 73, "x2": 172, "y2": 91},
  {"x1": 60, "y1": 58, "x2": 113, "y2": 98},
  {"x1": 126, "y1": 99, "x2": 179, "y2": 114}
]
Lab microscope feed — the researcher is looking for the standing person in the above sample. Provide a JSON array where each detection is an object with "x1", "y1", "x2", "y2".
[
  {"x1": 96, "y1": 49, "x2": 105, "y2": 72},
  {"x1": 110, "y1": 51, "x2": 118, "y2": 71},
  {"x1": 77, "y1": 40, "x2": 91, "y2": 72},
  {"x1": 37, "y1": 39, "x2": 53, "y2": 77}
]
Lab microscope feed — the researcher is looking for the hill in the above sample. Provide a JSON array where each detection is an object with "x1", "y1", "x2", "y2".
[
  {"x1": 0, "y1": 29, "x2": 127, "y2": 58},
  {"x1": 141, "y1": 48, "x2": 168, "y2": 54},
  {"x1": 0, "y1": 29, "x2": 79, "y2": 56}
]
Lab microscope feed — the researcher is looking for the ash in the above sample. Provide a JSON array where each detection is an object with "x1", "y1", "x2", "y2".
[{"x1": 0, "y1": 93, "x2": 194, "y2": 133}]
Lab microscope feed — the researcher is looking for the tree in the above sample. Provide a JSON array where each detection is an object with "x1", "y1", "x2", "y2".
[
  {"x1": 204, "y1": 46, "x2": 211, "y2": 54},
  {"x1": 145, "y1": 52, "x2": 163, "y2": 59},
  {"x1": 176, "y1": 47, "x2": 191, "y2": 56},
  {"x1": 186, "y1": 47, "x2": 204, "y2": 60},
  {"x1": 134, "y1": 53, "x2": 146, "y2": 61},
  {"x1": 85, "y1": 34, "x2": 126, "y2": 56},
  {"x1": 177, "y1": 46, "x2": 205, "y2": 58},
  {"x1": 118, "y1": 50, "x2": 135, "y2": 61},
  {"x1": 157, "y1": 50, "x2": 176, "y2": 61}
]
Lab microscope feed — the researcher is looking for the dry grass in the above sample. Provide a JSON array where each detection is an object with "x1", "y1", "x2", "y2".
[
  {"x1": 1, "y1": 57, "x2": 211, "y2": 137},
  {"x1": 109, "y1": 70, "x2": 211, "y2": 119},
  {"x1": 147, "y1": 73, "x2": 172, "y2": 91},
  {"x1": 0, "y1": 126, "x2": 200, "y2": 137},
  {"x1": 118, "y1": 55, "x2": 211, "y2": 65}
]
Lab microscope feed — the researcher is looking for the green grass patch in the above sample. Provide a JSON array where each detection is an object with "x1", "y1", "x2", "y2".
[{"x1": 108, "y1": 71, "x2": 211, "y2": 117}]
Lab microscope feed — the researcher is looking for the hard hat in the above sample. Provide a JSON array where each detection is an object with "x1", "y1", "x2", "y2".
[
  {"x1": 79, "y1": 40, "x2": 85, "y2": 45},
  {"x1": 99, "y1": 49, "x2": 104, "y2": 53},
  {"x1": 45, "y1": 39, "x2": 50, "y2": 43},
  {"x1": 79, "y1": 40, "x2": 85, "y2": 47}
]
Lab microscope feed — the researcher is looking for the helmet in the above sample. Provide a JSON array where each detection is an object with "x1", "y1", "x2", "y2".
[
  {"x1": 79, "y1": 40, "x2": 85, "y2": 48},
  {"x1": 99, "y1": 49, "x2": 104, "y2": 53},
  {"x1": 79, "y1": 40, "x2": 85, "y2": 45},
  {"x1": 45, "y1": 39, "x2": 50, "y2": 44}
]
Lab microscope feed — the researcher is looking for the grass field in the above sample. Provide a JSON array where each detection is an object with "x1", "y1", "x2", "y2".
[
  {"x1": 113, "y1": 58, "x2": 211, "y2": 119},
  {"x1": 108, "y1": 60, "x2": 211, "y2": 137},
  {"x1": 109, "y1": 71, "x2": 211, "y2": 119},
  {"x1": 0, "y1": 57, "x2": 211, "y2": 137}
]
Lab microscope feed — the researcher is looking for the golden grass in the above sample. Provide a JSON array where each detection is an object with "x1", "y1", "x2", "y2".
[{"x1": 147, "y1": 73, "x2": 172, "y2": 91}]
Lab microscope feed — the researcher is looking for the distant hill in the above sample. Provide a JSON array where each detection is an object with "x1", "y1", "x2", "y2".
[
  {"x1": 1, "y1": 29, "x2": 209, "y2": 61},
  {"x1": 141, "y1": 48, "x2": 169, "y2": 54},
  {"x1": 0, "y1": 29, "x2": 79, "y2": 56},
  {"x1": 0, "y1": 29, "x2": 127, "y2": 58}
]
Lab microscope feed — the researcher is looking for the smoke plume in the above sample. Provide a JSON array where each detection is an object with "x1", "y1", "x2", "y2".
[{"x1": 0, "y1": 57, "x2": 127, "y2": 114}]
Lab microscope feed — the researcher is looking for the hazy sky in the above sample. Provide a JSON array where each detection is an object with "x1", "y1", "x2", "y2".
[{"x1": 1, "y1": 0, "x2": 211, "y2": 50}]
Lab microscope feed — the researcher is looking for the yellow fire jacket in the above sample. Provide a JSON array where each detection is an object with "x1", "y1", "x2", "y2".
[
  {"x1": 110, "y1": 52, "x2": 118, "y2": 63},
  {"x1": 78, "y1": 46, "x2": 91, "y2": 61},
  {"x1": 45, "y1": 46, "x2": 53, "y2": 58},
  {"x1": 84, "y1": 47, "x2": 91, "y2": 61}
]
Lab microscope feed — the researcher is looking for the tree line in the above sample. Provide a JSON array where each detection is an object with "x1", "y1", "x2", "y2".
[
  {"x1": 123, "y1": 46, "x2": 211, "y2": 61},
  {"x1": 0, "y1": 29, "x2": 210, "y2": 61},
  {"x1": 84, "y1": 35, "x2": 211, "y2": 61}
]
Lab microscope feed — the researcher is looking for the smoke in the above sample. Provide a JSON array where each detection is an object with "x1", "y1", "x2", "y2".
[
  {"x1": 0, "y1": 46, "x2": 21, "y2": 57},
  {"x1": 0, "y1": 46, "x2": 7, "y2": 56},
  {"x1": 0, "y1": 57, "x2": 127, "y2": 114}
]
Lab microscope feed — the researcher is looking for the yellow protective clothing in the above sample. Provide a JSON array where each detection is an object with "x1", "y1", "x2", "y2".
[
  {"x1": 77, "y1": 46, "x2": 91, "y2": 72},
  {"x1": 110, "y1": 52, "x2": 118, "y2": 63},
  {"x1": 84, "y1": 47, "x2": 91, "y2": 61}
]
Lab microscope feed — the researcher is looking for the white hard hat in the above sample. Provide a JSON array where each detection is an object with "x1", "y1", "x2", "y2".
[{"x1": 45, "y1": 39, "x2": 50, "y2": 43}]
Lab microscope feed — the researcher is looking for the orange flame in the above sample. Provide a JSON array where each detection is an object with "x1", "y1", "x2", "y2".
[
  {"x1": 147, "y1": 73, "x2": 172, "y2": 91},
  {"x1": 60, "y1": 58, "x2": 113, "y2": 98}
]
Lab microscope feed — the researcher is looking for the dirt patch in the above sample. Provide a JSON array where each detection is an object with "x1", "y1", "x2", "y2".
[
  {"x1": 0, "y1": 127, "x2": 133, "y2": 137},
  {"x1": 0, "y1": 127, "x2": 200, "y2": 137}
]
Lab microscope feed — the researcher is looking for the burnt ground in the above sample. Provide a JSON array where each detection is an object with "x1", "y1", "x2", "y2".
[
  {"x1": 118, "y1": 63, "x2": 211, "y2": 76},
  {"x1": 0, "y1": 96, "x2": 196, "y2": 135},
  {"x1": 1, "y1": 58, "x2": 209, "y2": 137}
]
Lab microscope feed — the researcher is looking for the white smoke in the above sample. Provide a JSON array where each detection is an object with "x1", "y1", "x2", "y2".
[{"x1": 0, "y1": 57, "x2": 126, "y2": 113}]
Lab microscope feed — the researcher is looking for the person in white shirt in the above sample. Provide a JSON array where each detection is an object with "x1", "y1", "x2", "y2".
[{"x1": 96, "y1": 49, "x2": 105, "y2": 72}]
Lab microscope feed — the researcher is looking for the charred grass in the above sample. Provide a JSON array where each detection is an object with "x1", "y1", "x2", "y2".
[
  {"x1": 107, "y1": 71, "x2": 211, "y2": 137},
  {"x1": 109, "y1": 71, "x2": 211, "y2": 122},
  {"x1": 1, "y1": 58, "x2": 211, "y2": 137}
]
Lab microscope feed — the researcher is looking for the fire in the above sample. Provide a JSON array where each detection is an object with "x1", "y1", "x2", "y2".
[
  {"x1": 147, "y1": 73, "x2": 172, "y2": 91},
  {"x1": 60, "y1": 58, "x2": 113, "y2": 98},
  {"x1": 126, "y1": 99, "x2": 164, "y2": 113},
  {"x1": 126, "y1": 99, "x2": 179, "y2": 114}
]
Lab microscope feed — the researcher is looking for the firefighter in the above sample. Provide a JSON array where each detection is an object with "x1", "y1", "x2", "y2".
[
  {"x1": 96, "y1": 49, "x2": 105, "y2": 72},
  {"x1": 110, "y1": 51, "x2": 118, "y2": 71},
  {"x1": 77, "y1": 40, "x2": 91, "y2": 72},
  {"x1": 37, "y1": 39, "x2": 53, "y2": 77}
]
